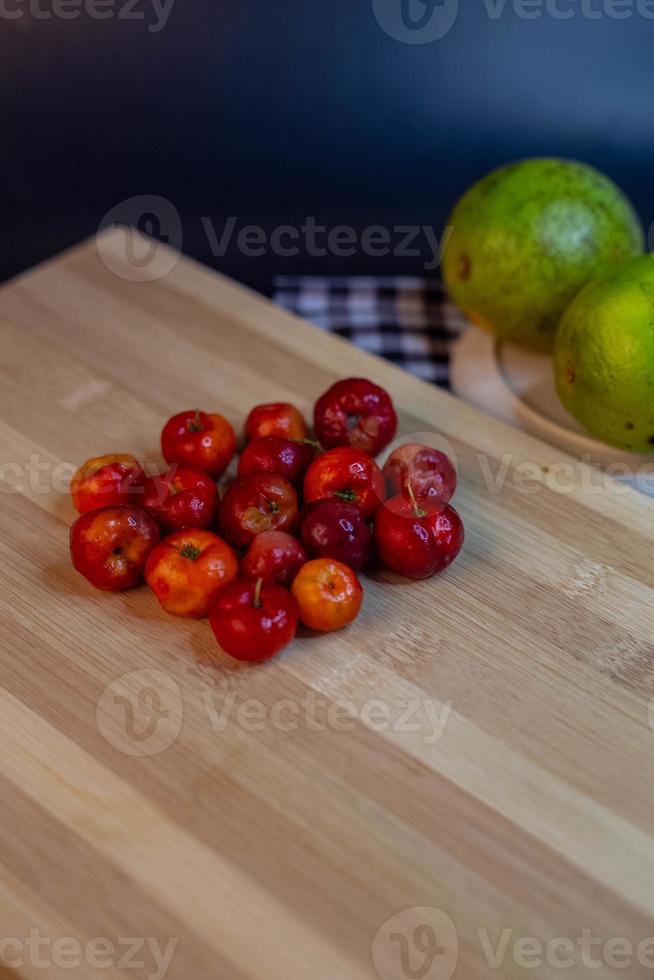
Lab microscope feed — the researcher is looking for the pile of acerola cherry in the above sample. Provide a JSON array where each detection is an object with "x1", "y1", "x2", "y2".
[{"x1": 69, "y1": 377, "x2": 464, "y2": 662}]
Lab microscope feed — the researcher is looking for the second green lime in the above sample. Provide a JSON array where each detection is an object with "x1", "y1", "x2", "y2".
[{"x1": 553, "y1": 254, "x2": 654, "y2": 454}]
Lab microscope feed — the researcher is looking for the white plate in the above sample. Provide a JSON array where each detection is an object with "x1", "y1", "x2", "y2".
[{"x1": 450, "y1": 325, "x2": 654, "y2": 495}]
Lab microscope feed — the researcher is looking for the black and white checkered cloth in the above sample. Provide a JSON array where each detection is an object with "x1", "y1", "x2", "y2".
[{"x1": 272, "y1": 276, "x2": 467, "y2": 389}]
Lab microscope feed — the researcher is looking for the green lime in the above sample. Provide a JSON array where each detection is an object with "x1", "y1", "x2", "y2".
[
  {"x1": 553, "y1": 254, "x2": 654, "y2": 454},
  {"x1": 443, "y1": 159, "x2": 644, "y2": 353}
]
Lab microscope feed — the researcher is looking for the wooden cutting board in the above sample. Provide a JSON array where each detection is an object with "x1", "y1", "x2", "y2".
[{"x1": 1, "y1": 230, "x2": 653, "y2": 980}]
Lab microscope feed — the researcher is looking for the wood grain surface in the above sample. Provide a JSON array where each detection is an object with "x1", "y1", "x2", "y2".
[{"x1": 0, "y1": 230, "x2": 653, "y2": 980}]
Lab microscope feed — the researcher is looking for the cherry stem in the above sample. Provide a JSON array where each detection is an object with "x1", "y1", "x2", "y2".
[
  {"x1": 300, "y1": 438, "x2": 323, "y2": 451},
  {"x1": 188, "y1": 409, "x2": 202, "y2": 433},
  {"x1": 406, "y1": 482, "x2": 426, "y2": 518},
  {"x1": 253, "y1": 577, "x2": 263, "y2": 609}
]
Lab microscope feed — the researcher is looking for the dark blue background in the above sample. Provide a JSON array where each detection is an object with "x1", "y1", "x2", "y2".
[{"x1": 2, "y1": 0, "x2": 652, "y2": 292}]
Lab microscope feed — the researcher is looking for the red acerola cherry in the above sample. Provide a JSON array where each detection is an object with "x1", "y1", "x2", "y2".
[
  {"x1": 291, "y1": 559, "x2": 363, "y2": 632},
  {"x1": 219, "y1": 473, "x2": 299, "y2": 550},
  {"x1": 143, "y1": 465, "x2": 218, "y2": 533},
  {"x1": 383, "y1": 443, "x2": 457, "y2": 505},
  {"x1": 313, "y1": 377, "x2": 397, "y2": 456},
  {"x1": 300, "y1": 498, "x2": 372, "y2": 572},
  {"x1": 70, "y1": 454, "x2": 145, "y2": 515},
  {"x1": 237, "y1": 436, "x2": 315, "y2": 488},
  {"x1": 70, "y1": 505, "x2": 160, "y2": 591},
  {"x1": 240, "y1": 530, "x2": 307, "y2": 586},
  {"x1": 374, "y1": 493, "x2": 464, "y2": 580},
  {"x1": 145, "y1": 529, "x2": 238, "y2": 618},
  {"x1": 303, "y1": 447, "x2": 385, "y2": 521},
  {"x1": 161, "y1": 409, "x2": 235, "y2": 478},
  {"x1": 244, "y1": 403, "x2": 308, "y2": 443},
  {"x1": 210, "y1": 578, "x2": 299, "y2": 661}
]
